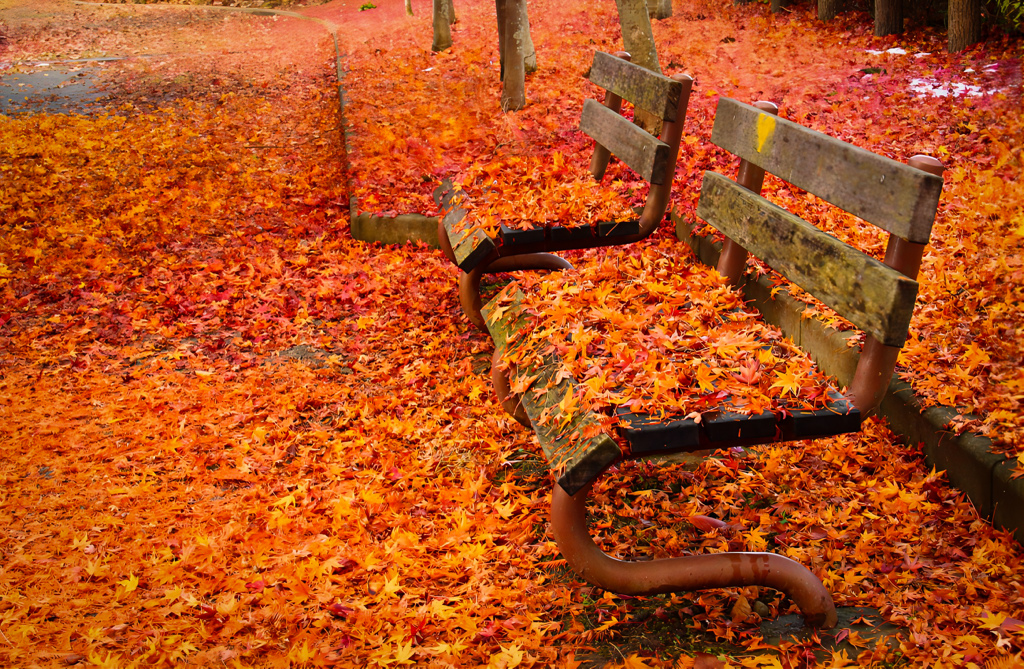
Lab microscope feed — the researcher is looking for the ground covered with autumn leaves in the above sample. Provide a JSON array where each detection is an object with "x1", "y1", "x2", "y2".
[{"x1": 2, "y1": 0, "x2": 1024, "y2": 667}]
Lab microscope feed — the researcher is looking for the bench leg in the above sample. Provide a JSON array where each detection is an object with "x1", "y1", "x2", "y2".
[
  {"x1": 459, "y1": 253, "x2": 574, "y2": 332},
  {"x1": 459, "y1": 265, "x2": 489, "y2": 332},
  {"x1": 438, "y1": 218, "x2": 458, "y2": 266},
  {"x1": 550, "y1": 481, "x2": 838, "y2": 630},
  {"x1": 491, "y1": 349, "x2": 532, "y2": 428}
]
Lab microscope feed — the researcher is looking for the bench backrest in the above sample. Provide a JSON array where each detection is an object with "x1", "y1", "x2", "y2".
[
  {"x1": 581, "y1": 51, "x2": 694, "y2": 231},
  {"x1": 697, "y1": 97, "x2": 944, "y2": 414}
]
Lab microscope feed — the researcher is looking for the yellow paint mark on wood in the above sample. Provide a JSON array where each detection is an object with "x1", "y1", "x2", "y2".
[{"x1": 756, "y1": 114, "x2": 776, "y2": 153}]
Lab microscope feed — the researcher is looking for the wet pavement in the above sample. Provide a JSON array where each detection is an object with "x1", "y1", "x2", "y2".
[{"x1": 0, "y1": 62, "x2": 111, "y2": 115}]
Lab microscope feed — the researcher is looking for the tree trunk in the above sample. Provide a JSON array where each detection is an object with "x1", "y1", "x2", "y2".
[
  {"x1": 495, "y1": 0, "x2": 507, "y2": 79},
  {"x1": 818, "y1": 0, "x2": 840, "y2": 20},
  {"x1": 614, "y1": 0, "x2": 663, "y2": 135},
  {"x1": 521, "y1": 0, "x2": 537, "y2": 73},
  {"x1": 405, "y1": 0, "x2": 413, "y2": 16},
  {"x1": 445, "y1": 0, "x2": 457, "y2": 24},
  {"x1": 874, "y1": 0, "x2": 903, "y2": 36},
  {"x1": 496, "y1": 0, "x2": 534, "y2": 80},
  {"x1": 501, "y1": 0, "x2": 526, "y2": 111},
  {"x1": 650, "y1": 0, "x2": 672, "y2": 20},
  {"x1": 948, "y1": 0, "x2": 982, "y2": 52},
  {"x1": 431, "y1": 0, "x2": 452, "y2": 51},
  {"x1": 770, "y1": 0, "x2": 790, "y2": 12}
]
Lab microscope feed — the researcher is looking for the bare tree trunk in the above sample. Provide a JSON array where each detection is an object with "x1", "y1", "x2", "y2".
[
  {"x1": 874, "y1": 0, "x2": 903, "y2": 36},
  {"x1": 495, "y1": 0, "x2": 507, "y2": 79},
  {"x1": 445, "y1": 0, "x2": 456, "y2": 24},
  {"x1": 501, "y1": 0, "x2": 526, "y2": 111},
  {"x1": 650, "y1": 0, "x2": 672, "y2": 20},
  {"x1": 614, "y1": 0, "x2": 663, "y2": 135},
  {"x1": 948, "y1": 0, "x2": 982, "y2": 52},
  {"x1": 818, "y1": 0, "x2": 840, "y2": 20},
  {"x1": 497, "y1": 0, "x2": 534, "y2": 82},
  {"x1": 405, "y1": 0, "x2": 413, "y2": 16},
  {"x1": 521, "y1": 0, "x2": 537, "y2": 73},
  {"x1": 432, "y1": 0, "x2": 452, "y2": 51}
]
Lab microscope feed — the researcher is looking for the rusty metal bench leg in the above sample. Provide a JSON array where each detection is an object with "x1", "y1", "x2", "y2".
[
  {"x1": 551, "y1": 480, "x2": 838, "y2": 630},
  {"x1": 459, "y1": 253, "x2": 574, "y2": 332},
  {"x1": 438, "y1": 218, "x2": 458, "y2": 266},
  {"x1": 491, "y1": 349, "x2": 532, "y2": 428}
]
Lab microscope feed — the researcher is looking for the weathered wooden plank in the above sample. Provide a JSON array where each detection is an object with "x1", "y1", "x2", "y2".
[
  {"x1": 499, "y1": 223, "x2": 546, "y2": 248},
  {"x1": 617, "y1": 399, "x2": 860, "y2": 455},
  {"x1": 597, "y1": 219, "x2": 641, "y2": 237},
  {"x1": 481, "y1": 289, "x2": 528, "y2": 353},
  {"x1": 697, "y1": 171, "x2": 919, "y2": 347},
  {"x1": 453, "y1": 229, "x2": 495, "y2": 272},
  {"x1": 443, "y1": 205, "x2": 496, "y2": 272},
  {"x1": 703, "y1": 409, "x2": 777, "y2": 443},
  {"x1": 783, "y1": 392, "x2": 861, "y2": 439},
  {"x1": 520, "y1": 363, "x2": 621, "y2": 495},
  {"x1": 580, "y1": 99, "x2": 670, "y2": 185},
  {"x1": 550, "y1": 224, "x2": 599, "y2": 245},
  {"x1": 434, "y1": 180, "x2": 462, "y2": 213},
  {"x1": 710, "y1": 98, "x2": 943, "y2": 243},
  {"x1": 482, "y1": 291, "x2": 621, "y2": 495},
  {"x1": 587, "y1": 50, "x2": 685, "y2": 122},
  {"x1": 615, "y1": 408, "x2": 701, "y2": 456}
]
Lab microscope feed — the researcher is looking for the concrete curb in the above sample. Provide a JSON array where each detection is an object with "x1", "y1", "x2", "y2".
[
  {"x1": 350, "y1": 212, "x2": 439, "y2": 246},
  {"x1": 674, "y1": 212, "x2": 1022, "y2": 543}
]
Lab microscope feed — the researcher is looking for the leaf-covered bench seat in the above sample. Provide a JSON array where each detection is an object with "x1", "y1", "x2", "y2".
[
  {"x1": 481, "y1": 97, "x2": 944, "y2": 630},
  {"x1": 437, "y1": 154, "x2": 640, "y2": 272},
  {"x1": 437, "y1": 50, "x2": 694, "y2": 330},
  {"x1": 483, "y1": 242, "x2": 861, "y2": 496}
]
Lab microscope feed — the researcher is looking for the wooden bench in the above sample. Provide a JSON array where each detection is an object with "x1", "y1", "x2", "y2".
[
  {"x1": 436, "y1": 50, "x2": 694, "y2": 330},
  {"x1": 481, "y1": 97, "x2": 944, "y2": 629}
]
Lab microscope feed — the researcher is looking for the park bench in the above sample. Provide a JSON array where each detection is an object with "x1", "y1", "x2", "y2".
[
  {"x1": 436, "y1": 50, "x2": 694, "y2": 331},
  {"x1": 481, "y1": 96, "x2": 944, "y2": 629}
]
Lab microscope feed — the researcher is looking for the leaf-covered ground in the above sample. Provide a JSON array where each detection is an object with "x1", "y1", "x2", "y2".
[
  {"x1": 344, "y1": 0, "x2": 1024, "y2": 464},
  {"x1": 2, "y1": 0, "x2": 1024, "y2": 667}
]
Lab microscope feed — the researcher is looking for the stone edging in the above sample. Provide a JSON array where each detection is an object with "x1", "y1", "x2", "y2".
[
  {"x1": 673, "y1": 212, "x2": 1022, "y2": 543},
  {"x1": 350, "y1": 212, "x2": 439, "y2": 246}
]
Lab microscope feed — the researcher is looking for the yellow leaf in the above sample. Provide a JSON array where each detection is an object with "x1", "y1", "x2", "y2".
[
  {"x1": 487, "y1": 644, "x2": 524, "y2": 669},
  {"x1": 769, "y1": 368, "x2": 804, "y2": 397},
  {"x1": 273, "y1": 494, "x2": 296, "y2": 508},
  {"x1": 118, "y1": 573, "x2": 139, "y2": 595}
]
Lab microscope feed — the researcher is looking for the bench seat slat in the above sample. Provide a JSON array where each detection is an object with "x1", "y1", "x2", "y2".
[
  {"x1": 499, "y1": 223, "x2": 546, "y2": 248},
  {"x1": 697, "y1": 171, "x2": 919, "y2": 347},
  {"x1": 483, "y1": 291, "x2": 621, "y2": 495},
  {"x1": 710, "y1": 98, "x2": 942, "y2": 244},
  {"x1": 616, "y1": 390, "x2": 860, "y2": 458},
  {"x1": 587, "y1": 50, "x2": 685, "y2": 122},
  {"x1": 443, "y1": 201, "x2": 496, "y2": 272},
  {"x1": 580, "y1": 99, "x2": 671, "y2": 185}
]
